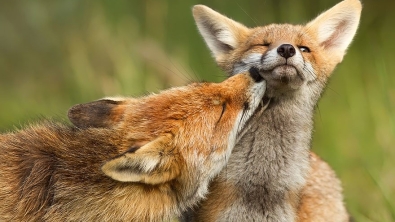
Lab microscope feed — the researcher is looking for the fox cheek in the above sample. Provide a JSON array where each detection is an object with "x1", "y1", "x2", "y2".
[{"x1": 232, "y1": 53, "x2": 263, "y2": 75}]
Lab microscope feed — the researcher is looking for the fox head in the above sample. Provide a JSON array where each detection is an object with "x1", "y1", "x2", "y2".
[
  {"x1": 193, "y1": 0, "x2": 361, "y2": 99},
  {"x1": 68, "y1": 72, "x2": 265, "y2": 189}
]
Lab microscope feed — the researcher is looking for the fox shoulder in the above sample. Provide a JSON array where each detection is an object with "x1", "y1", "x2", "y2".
[{"x1": 297, "y1": 152, "x2": 349, "y2": 222}]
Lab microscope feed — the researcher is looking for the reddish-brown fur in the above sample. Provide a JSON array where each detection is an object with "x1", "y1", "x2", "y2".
[{"x1": 0, "y1": 73, "x2": 265, "y2": 221}]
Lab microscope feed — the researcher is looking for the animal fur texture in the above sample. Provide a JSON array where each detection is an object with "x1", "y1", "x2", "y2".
[
  {"x1": 0, "y1": 72, "x2": 266, "y2": 221},
  {"x1": 188, "y1": 0, "x2": 362, "y2": 221}
]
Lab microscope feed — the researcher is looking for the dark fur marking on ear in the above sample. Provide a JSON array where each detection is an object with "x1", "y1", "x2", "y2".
[
  {"x1": 68, "y1": 100, "x2": 123, "y2": 128},
  {"x1": 115, "y1": 164, "x2": 143, "y2": 174}
]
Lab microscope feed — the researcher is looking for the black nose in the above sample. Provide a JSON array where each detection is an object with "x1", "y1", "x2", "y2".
[
  {"x1": 277, "y1": 44, "x2": 295, "y2": 59},
  {"x1": 248, "y1": 67, "x2": 264, "y2": 83}
]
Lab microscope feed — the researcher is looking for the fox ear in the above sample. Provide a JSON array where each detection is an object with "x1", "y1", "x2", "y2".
[
  {"x1": 101, "y1": 135, "x2": 180, "y2": 185},
  {"x1": 306, "y1": 0, "x2": 362, "y2": 63},
  {"x1": 68, "y1": 98, "x2": 127, "y2": 128},
  {"x1": 193, "y1": 5, "x2": 249, "y2": 60}
]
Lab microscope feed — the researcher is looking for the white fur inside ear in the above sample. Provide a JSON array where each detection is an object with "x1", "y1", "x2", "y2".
[
  {"x1": 215, "y1": 24, "x2": 238, "y2": 48},
  {"x1": 194, "y1": 16, "x2": 238, "y2": 56},
  {"x1": 140, "y1": 157, "x2": 160, "y2": 172},
  {"x1": 102, "y1": 154, "x2": 160, "y2": 182},
  {"x1": 193, "y1": 5, "x2": 248, "y2": 58},
  {"x1": 315, "y1": 13, "x2": 359, "y2": 52},
  {"x1": 307, "y1": 0, "x2": 362, "y2": 59}
]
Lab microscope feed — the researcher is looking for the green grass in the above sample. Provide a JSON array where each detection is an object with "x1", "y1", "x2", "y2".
[{"x1": 0, "y1": 0, "x2": 394, "y2": 221}]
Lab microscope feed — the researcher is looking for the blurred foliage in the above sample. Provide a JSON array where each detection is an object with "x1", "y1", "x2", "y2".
[{"x1": 0, "y1": 0, "x2": 394, "y2": 221}]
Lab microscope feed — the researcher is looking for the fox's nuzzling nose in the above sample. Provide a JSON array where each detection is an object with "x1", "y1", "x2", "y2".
[{"x1": 249, "y1": 67, "x2": 264, "y2": 83}]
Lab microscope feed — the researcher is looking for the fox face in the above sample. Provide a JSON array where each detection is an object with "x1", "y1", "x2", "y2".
[
  {"x1": 68, "y1": 72, "x2": 265, "y2": 188},
  {"x1": 0, "y1": 72, "x2": 265, "y2": 221},
  {"x1": 193, "y1": 0, "x2": 361, "y2": 98},
  {"x1": 189, "y1": 1, "x2": 362, "y2": 221}
]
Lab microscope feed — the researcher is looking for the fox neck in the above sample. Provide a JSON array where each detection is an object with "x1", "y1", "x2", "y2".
[{"x1": 223, "y1": 82, "x2": 325, "y2": 221}]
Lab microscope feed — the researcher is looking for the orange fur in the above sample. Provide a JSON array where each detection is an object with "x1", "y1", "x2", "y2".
[
  {"x1": 297, "y1": 153, "x2": 349, "y2": 222},
  {"x1": 0, "y1": 73, "x2": 266, "y2": 221}
]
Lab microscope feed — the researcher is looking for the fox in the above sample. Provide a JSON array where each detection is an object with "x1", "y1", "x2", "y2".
[
  {"x1": 187, "y1": 0, "x2": 362, "y2": 221},
  {"x1": 0, "y1": 71, "x2": 267, "y2": 221}
]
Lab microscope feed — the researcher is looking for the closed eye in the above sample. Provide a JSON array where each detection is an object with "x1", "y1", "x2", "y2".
[
  {"x1": 253, "y1": 42, "x2": 271, "y2": 47},
  {"x1": 218, "y1": 103, "x2": 226, "y2": 121},
  {"x1": 215, "y1": 102, "x2": 227, "y2": 127}
]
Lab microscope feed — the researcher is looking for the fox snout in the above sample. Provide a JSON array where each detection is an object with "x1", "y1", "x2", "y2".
[{"x1": 258, "y1": 41, "x2": 312, "y2": 96}]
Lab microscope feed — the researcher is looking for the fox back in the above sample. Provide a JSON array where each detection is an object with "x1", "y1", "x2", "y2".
[
  {"x1": 190, "y1": 0, "x2": 361, "y2": 221},
  {"x1": 0, "y1": 72, "x2": 265, "y2": 221}
]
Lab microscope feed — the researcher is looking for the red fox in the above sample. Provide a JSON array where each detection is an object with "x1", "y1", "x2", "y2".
[
  {"x1": 0, "y1": 72, "x2": 266, "y2": 221},
  {"x1": 188, "y1": 0, "x2": 362, "y2": 221}
]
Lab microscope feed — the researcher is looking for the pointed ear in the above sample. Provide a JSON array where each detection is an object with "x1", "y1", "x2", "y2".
[
  {"x1": 306, "y1": 0, "x2": 362, "y2": 62},
  {"x1": 192, "y1": 5, "x2": 249, "y2": 60},
  {"x1": 68, "y1": 98, "x2": 127, "y2": 128},
  {"x1": 101, "y1": 135, "x2": 181, "y2": 185}
]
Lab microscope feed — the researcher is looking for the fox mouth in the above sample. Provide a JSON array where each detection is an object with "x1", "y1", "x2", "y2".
[
  {"x1": 259, "y1": 64, "x2": 304, "y2": 94},
  {"x1": 261, "y1": 64, "x2": 303, "y2": 82}
]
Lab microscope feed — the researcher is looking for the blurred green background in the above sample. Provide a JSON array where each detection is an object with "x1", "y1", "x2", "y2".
[{"x1": 0, "y1": 0, "x2": 394, "y2": 221}]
